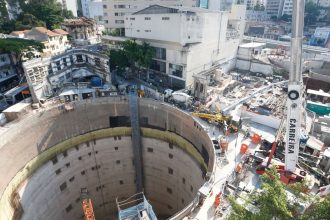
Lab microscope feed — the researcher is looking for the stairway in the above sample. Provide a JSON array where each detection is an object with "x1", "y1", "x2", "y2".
[{"x1": 129, "y1": 93, "x2": 144, "y2": 192}]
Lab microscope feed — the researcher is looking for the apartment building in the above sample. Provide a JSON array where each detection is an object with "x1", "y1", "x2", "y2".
[
  {"x1": 102, "y1": 0, "x2": 198, "y2": 33},
  {"x1": 265, "y1": 0, "x2": 285, "y2": 18},
  {"x1": 61, "y1": 17, "x2": 100, "y2": 45},
  {"x1": 124, "y1": 4, "x2": 246, "y2": 89},
  {"x1": 282, "y1": 0, "x2": 293, "y2": 16},
  {"x1": 81, "y1": 0, "x2": 104, "y2": 24},
  {"x1": 22, "y1": 46, "x2": 110, "y2": 101},
  {"x1": 10, "y1": 27, "x2": 70, "y2": 57}
]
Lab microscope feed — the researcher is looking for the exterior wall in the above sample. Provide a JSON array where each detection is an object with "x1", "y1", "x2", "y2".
[
  {"x1": 22, "y1": 48, "x2": 110, "y2": 101},
  {"x1": 88, "y1": 0, "x2": 104, "y2": 23},
  {"x1": 282, "y1": 0, "x2": 292, "y2": 15},
  {"x1": 57, "y1": 0, "x2": 78, "y2": 16},
  {"x1": 0, "y1": 98, "x2": 214, "y2": 220},
  {"x1": 61, "y1": 19, "x2": 99, "y2": 46},
  {"x1": 265, "y1": 0, "x2": 284, "y2": 18},
  {"x1": 102, "y1": 0, "x2": 198, "y2": 30},
  {"x1": 124, "y1": 5, "x2": 245, "y2": 88},
  {"x1": 236, "y1": 59, "x2": 273, "y2": 75}
]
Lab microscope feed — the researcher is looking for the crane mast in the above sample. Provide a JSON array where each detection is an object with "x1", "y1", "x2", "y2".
[{"x1": 285, "y1": 0, "x2": 305, "y2": 172}]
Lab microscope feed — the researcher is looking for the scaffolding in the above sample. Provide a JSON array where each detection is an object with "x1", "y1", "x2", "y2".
[{"x1": 116, "y1": 192, "x2": 157, "y2": 220}]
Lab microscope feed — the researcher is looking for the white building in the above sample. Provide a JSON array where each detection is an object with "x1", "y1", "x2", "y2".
[
  {"x1": 265, "y1": 0, "x2": 285, "y2": 18},
  {"x1": 124, "y1": 4, "x2": 246, "y2": 89},
  {"x1": 102, "y1": 0, "x2": 198, "y2": 33},
  {"x1": 22, "y1": 46, "x2": 110, "y2": 101},
  {"x1": 57, "y1": 0, "x2": 78, "y2": 17},
  {"x1": 282, "y1": 0, "x2": 293, "y2": 16},
  {"x1": 10, "y1": 27, "x2": 70, "y2": 57}
]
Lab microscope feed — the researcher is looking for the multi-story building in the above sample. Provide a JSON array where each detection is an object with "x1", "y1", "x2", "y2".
[
  {"x1": 22, "y1": 45, "x2": 110, "y2": 101},
  {"x1": 282, "y1": 0, "x2": 293, "y2": 16},
  {"x1": 57, "y1": 0, "x2": 78, "y2": 17},
  {"x1": 124, "y1": 4, "x2": 246, "y2": 89},
  {"x1": 264, "y1": 0, "x2": 292, "y2": 17},
  {"x1": 246, "y1": 10, "x2": 271, "y2": 21},
  {"x1": 61, "y1": 17, "x2": 100, "y2": 45},
  {"x1": 102, "y1": 0, "x2": 199, "y2": 33},
  {"x1": 265, "y1": 0, "x2": 285, "y2": 18},
  {"x1": 10, "y1": 27, "x2": 70, "y2": 57}
]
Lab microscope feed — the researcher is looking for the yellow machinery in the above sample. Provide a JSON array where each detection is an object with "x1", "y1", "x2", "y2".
[
  {"x1": 81, "y1": 188, "x2": 95, "y2": 220},
  {"x1": 191, "y1": 112, "x2": 239, "y2": 133}
]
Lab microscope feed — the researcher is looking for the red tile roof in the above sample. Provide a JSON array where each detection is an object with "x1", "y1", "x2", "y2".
[
  {"x1": 53, "y1": 29, "x2": 69, "y2": 35},
  {"x1": 34, "y1": 27, "x2": 60, "y2": 37}
]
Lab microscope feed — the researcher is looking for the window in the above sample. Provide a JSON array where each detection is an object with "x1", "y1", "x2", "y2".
[
  {"x1": 115, "y1": 147, "x2": 118, "y2": 151},
  {"x1": 60, "y1": 182, "x2": 67, "y2": 191},
  {"x1": 169, "y1": 63, "x2": 183, "y2": 78},
  {"x1": 169, "y1": 153, "x2": 173, "y2": 159},
  {"x1": 162, "y1": 17, "x2": 170, "y2": 20},
  {"x1": 167, "y1": 187, "x2": 172, "y2": 194},
  {"x1": 115, "y1": 4, "x2": 125, "y2": 8},
  {"x1": 150, "y1": 60, "x2": 166, "y2": 73},
  {"x1": 104, "y1": 20, "x2": 109, "y2": 24},
  {"x1": 66, "y1": 163, "x2": 70, "y2": 168},
  {"x1": 190, "y1": 185, "x2": 193, "y2": 192},
  {"x1": 182, "y1": 178, "x2": 186, "y2": 184},
  {"x1": 169, "y1": 143, "x2": 173, "y2": 149},
  {"x1": 119, "y1": 180, "x2": 124, "y2": 185},
  {"x1": 115, "y1": 20, "x2": 124, "y2": 24},
  {"x1": 147, "y1": 147, "x2": 153, "y2": 153},
  {"x1": 55, "y1": 169, "x2": 61, "y2": 175},
  {"x1": 104, "y1": 12, "x2": 108, "y2": 16},
  {"x1": 103, "y1": 4, "x2": 107, "y2": 9},
  {"x1": 145, "y1": 17, "x2": 151, "y2": 20},
  {"x1": 78, "y1": 156, "x2": 82, "y2": 160},
  {"x1": 153, "y1": 47, "x2": 166, "y2": 60},
  {"x1": 81, "y1": 170, "x2": 86, "y2": 175},
  {"x1": 116, "y1": 160, "x2": 121, "y2": 164},
  {"x1": 168, "y1": 168, "x2": 173, "y2": 175},
  {"x1": 69, "y1": 176, "x2": 75, "y2": 182},
  {"x1": 130, "y1": 17, "x2": 135, "y2": 20},
  {"x1": 145, "y1": 30, "x2": 151, "y2": 32}
]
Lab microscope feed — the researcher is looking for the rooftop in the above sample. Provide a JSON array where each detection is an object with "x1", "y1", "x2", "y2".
[
  {"x1": 239, "y1": 42, "x2": 266, "y2": 48},
  {"x1": 132, "y1": 4, "x2": 220, "y2": 15}
]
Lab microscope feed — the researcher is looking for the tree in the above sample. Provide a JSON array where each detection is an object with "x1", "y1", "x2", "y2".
[
  {"x1": 0, "y1": 38, "x2": 44, "y2": 75},
  {"x1": 109, "y1": 49, "x2": 129, "y2": 72},
  {"x1": 15, "y1": 13, "x2": 46, "y2": 30},
  {"x1": 301, "y1": 197, "x2": 330, "y2": 220},
  {"x1": 229, "y1": 166, "x2": 293, "y2": 220},
  {"x1": 136, "y1": 42, "x2": 154, "y2": 68},
  {"x1": 228, "y1": 165, "x2": 330, "y2": 219},
  {"x1": 305, "y1": 1, "x2": 320, "y2": 25}
]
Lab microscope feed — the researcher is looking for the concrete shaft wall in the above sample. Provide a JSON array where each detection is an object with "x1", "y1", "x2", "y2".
[
  {"x1": 19, "y1": 136, "x2": 203, "y2": 220},
  {"x1": 0, "y1": 98, "x2": 214, "y2": 220}
]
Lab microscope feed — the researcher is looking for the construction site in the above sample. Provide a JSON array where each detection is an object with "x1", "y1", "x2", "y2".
[{"x1": 0, "y1": 1, "x2": 330, "y2": 220}]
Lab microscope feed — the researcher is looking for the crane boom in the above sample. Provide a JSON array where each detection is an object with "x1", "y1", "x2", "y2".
[{"x1": 285, "y1": 0, "x2": 305, "y2": 172}]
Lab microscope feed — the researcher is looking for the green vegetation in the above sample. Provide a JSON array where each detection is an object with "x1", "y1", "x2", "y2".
[
  {"x1": 0, "y1": 0, "x2": 74, "y2": 33},
  {"x1": 305, "y1": 1, "x2": 321, "y2": 25},
  {"x1": 0, "y1": 38, "x2": 44, "y2": 74},
  {"x1": 228, "y1": 166, "x2": 330, "y2": 220},
  {"x1": 109, "y1": 40, "x2": 154, "y2": 72}
]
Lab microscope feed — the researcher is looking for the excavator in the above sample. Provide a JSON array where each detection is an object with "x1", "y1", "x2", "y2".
[
  {"x1": 191, "y1": 112, "x2": 240, "y2": 133},
  {"x1": 256, "y1": 0, "x2": 307, "y2": 184}
]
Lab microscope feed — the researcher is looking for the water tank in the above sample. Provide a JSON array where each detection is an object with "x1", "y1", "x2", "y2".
[{"x1": 90, "y1": 76, "x2": 103, "y2": 87}]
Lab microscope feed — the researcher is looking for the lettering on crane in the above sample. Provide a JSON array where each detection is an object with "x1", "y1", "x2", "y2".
[{"x1": 288, "y1": 119, "x2": 296, "y2": 154}]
